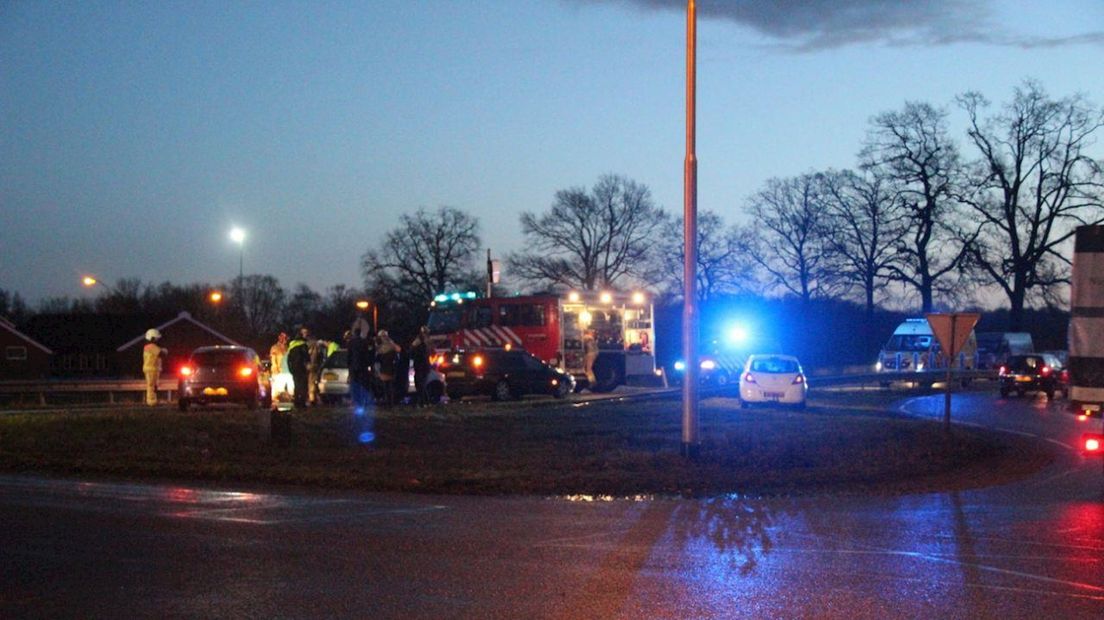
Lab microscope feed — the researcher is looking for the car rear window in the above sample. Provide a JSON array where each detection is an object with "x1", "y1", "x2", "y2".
[
  {"x1": 1007, "y1": 356, "x2": 1042, "y2": 371},
  {"x1": 193, "y1": 350, "x2": 250, "y2": 366},
  {"x1": 750, "y1": 358, "x2": 799, "y2": 374},
  {"x1": 324, "y1": 350, "x2": 348, "y2": 369}
]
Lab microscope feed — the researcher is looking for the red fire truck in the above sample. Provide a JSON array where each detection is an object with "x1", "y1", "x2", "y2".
[{"x1": 426, "y1": 290, "x2": 658, "y2": 392}]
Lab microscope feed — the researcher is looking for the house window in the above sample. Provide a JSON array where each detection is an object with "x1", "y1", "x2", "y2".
[
  {"x1": 5, "y1": 346, "x2": 27, "y2": 361},
  {"x1": 95, "y1": 354, "x2": 107, "y2": 371},
  {"x1": 79, "y1": 354, "x2": 90, "y2": 370}
]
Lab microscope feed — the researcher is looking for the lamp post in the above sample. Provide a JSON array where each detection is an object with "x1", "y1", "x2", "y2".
[
  {"x1": 681, "y1": 0, "x2": 700, "y2": 459},
  {"x1": 356, "y1": 300, "x2": 378, "y2": 334},
  {"x1": 229, "y1": 227, "x2": 246, "y2": 283},
  {"x1": 80, "y1": 275, "x2": 120, "y2": 296}
]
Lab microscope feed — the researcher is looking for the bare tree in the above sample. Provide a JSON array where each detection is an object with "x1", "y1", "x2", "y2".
[
  {"x1": 509, "y1": 174, "x2": 664, "y2": 291},
  {"x1": 820, "y1": 168, "x2": 909, "y2": 318},
  {"x1": 861, "y1": 102, "x2": 972, "y2": 313},
  {"x1": 745, "y1": 173, "x2": 844, "y2": 303},
  {"x1": 652, "y1": 211, "x2": 760, "y2": 302},
  {"x1": 230, "y1": 274, "x2": 286, "y2": 340},
  {"x1": 958, "y1": 81, "x2": 1104, "y2": 329},
  {"x1": 361, "y1": 206, "x2": 482, "y2": 314}
]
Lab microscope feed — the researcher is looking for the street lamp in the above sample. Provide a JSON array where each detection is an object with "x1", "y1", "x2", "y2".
[
  {"x1": 80, "y1": 275, "x2": 119, "y2": 295},
  {"x1": 209, "y1": 291, "x2": 223, "y2": 304},
  {"x1": 356, "y1": 299, "x2": 378, "y2": 334},
  {"x1": 229, "y1": 227, "x2": 246, "y2": 282}
]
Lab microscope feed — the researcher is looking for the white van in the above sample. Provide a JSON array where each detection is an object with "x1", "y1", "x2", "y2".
[{"x1": 877, "y1": 318, "x2": 978, "y2": 373}]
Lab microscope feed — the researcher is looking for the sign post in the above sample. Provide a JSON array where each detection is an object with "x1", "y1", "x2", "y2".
[{"x1": 926, "y1": 312, "x2": 980, "y2": 432}]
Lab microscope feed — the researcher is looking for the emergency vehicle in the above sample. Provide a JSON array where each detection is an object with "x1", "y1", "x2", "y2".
[{"x1": 426, "y1": 290, "x2": 658, "y2": 392}]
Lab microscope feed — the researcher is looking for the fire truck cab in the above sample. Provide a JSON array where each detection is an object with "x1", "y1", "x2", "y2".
[{"x1": 426, "y1": 291, "x2": 657, "y2": 392}]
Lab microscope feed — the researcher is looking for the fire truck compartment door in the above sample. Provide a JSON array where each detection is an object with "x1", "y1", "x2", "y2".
[{"x1": 625, "y1": 352, "x2": 655, "y2": 377}]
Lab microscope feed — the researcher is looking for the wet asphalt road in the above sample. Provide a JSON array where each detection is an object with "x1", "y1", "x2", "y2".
[{"x1": 2, "y1": 390, "x2": 1103, "y2": 619}]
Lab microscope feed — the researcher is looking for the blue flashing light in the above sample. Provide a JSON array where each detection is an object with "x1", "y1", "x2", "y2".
[
  {"x1": 358, "y1": 431, "x2": 376, "y2": 444},
  {"x1": 435, "y1": 291, "x2": 478, "y2": 303},
  {"x1": 726, "y1": 324, "x2": 750, "y2": 347}
]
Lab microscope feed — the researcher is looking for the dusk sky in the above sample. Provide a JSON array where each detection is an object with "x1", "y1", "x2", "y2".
[{"x1": 2, "y1": 0, "x2": 1102, "y2": 304}]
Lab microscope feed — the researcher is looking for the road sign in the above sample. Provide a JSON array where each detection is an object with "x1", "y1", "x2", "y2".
[
  {"x1": 926, "y1": 312, "x2": 980, "y2": 433},
  {"x1": 926, "y1": 313, "x2": 980, "y2": 359}
]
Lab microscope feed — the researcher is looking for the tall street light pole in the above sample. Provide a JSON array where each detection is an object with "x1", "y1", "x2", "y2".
[
  {"x1": 681, "y1": 0, "x2": 700, "y2": 459},
  {"x1": 230, "y1": 227, "x2": 246, "y2": 283}
]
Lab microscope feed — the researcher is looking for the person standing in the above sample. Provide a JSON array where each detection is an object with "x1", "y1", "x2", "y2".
[
  {"x1": 583, "y1": 328, "x2": 599, "y2": 391},
  {"x1": 142, "y1": 329, "x2": 168, "y2": 406},
  {"x1": 287, "y1": 326, "x2": 311, "y2": 409},
  {"x1": 375, "y1": 330, "x2": 401, "y2": 407},
  {"x1": 308, "y1": 336, "x2": 326, "y2": 406},
  {"x1": 410, "y1": 326, "x2": 432, "y2": 406},
  {"x1": 269, "y1": 332, "x2": 288, "y2": 374}
]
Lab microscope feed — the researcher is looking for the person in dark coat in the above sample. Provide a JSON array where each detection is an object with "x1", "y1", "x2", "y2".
[
  {"x1": 374, "y1": 330, "x2": 401, "y2": 407},
  {"x1": 287, "y1": 326, "x2": 312, "y2": 409},
  {"x1": 410, "y1": 326, "x2": 432, "y2": 406}
]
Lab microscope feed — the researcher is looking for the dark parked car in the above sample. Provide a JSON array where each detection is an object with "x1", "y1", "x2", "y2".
[
  {"x1": 178, "y1": 346, "x2": 269, "y2": 410},
  {"x1": 999, "y1": 353, "x2": 1069, "y2": 399},
  {"x1": 440, "y1": 349, "x2": 574, "y2": 401}
]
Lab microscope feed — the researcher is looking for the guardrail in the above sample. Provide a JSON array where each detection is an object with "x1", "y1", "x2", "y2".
[
  {"x1": 0, "y1": 369, "x2": 998, "y2": 407},
  {"x1": 0, "y1": 378, "x2": 178, "y2": 406},
  {"x1": 807, "y1": 369, "x2": 998, "y2": 388}
]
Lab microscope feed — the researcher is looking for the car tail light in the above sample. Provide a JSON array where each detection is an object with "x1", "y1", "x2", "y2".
[
  {"x1": 1083, "y1": 434, "x2": 1104, "y2": 456},
  {"x1": 743, "y1": 372, "x2": 756, "y2": 384},
  {"x1": 1061, "y1": 369, "x2": 1070, "y2": 382},
  {"x1": 472, "y1": 355, "x2": 484, "y2": 369},
  {"x1": 179, "y1": 366, "x2": 193, "y2": 377},
  {"x1": 239, "y1": 366, "x2": 254, "y2": 378},
  {"x1": 1041, "y1": 365, "x2": 1052, "y2": 376},
  {"x1": 792, "y1": 374, "x2": 805, "y2": 385}
]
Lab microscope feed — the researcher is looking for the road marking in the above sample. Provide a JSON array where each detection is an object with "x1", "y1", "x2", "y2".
[
  {"x1": 995, "y1": 427, "x2": 1038, "y2": 438},
  {"x1": 785, "y1": 545, "x2": 1104, "y2": 595}
]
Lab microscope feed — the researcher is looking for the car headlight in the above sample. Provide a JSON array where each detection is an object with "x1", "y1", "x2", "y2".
[
  {"x1": 700, "y1": 360, "x2": 716, "y2": 370},
  {"x1": 674, "y1": 361, "x2": 686, "y2": 371}
]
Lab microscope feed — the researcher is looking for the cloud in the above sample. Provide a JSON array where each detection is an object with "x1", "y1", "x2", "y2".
[{"x1": 567, "y1": 0, "x2": 1104, "y2": 52}]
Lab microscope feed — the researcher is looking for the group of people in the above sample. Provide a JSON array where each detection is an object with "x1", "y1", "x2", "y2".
[
  {"x1": 268, "y1": 325, "x2": 338, "y2": 409},
  {"x1": 269, "y1": 312, "x2": 437, "y2": 410}
]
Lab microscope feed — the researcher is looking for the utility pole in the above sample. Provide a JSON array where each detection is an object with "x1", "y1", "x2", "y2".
[{"x1": 681, "y1": 0, "x2": 700, "y2": 459}]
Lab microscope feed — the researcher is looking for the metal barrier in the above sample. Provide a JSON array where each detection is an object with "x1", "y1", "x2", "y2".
[
  {"x1": 807, "y1": 369, "x2": 997, "y2": 388},
  {"x1": 0, "y1": 378, "x2": 177, "y2": 406}
]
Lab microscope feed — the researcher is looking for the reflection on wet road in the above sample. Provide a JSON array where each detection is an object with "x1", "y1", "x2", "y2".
[{"x1": 2, "y1": 390, "x2": 1102, "y2": 617}]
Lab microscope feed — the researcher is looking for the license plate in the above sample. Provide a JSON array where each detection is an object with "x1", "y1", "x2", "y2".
[
  {"x1": 763, "y1": 391, "x2": 784, "y2": 399},
  {"x1": 203, "y1": 387, "x2": 229, "y2": 396},
  {"x1": 446, "y1": 371, "x2": 465, "y2": 379},
  {"x1": 1015, "y1": 376, "x2": 1033, "y2": 383}
]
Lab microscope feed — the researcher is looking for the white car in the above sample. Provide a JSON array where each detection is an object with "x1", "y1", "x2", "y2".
[{"x1": 738, "y1": 354, "x2": 807, "y2": 409}]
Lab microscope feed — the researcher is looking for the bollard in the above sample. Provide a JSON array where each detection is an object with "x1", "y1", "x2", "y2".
[{"x1": 270, "y1": 409, "x2": 292, "y2": 447}]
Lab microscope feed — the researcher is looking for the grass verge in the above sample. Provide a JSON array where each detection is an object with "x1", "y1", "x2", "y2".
[{"x1": 0, "y1": 397, "x2": 1055, "y2": 497}]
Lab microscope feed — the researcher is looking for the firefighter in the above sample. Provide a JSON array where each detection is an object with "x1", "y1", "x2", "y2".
[
  {"x1": 142, "y1": 329, "x2": 167, "y2": 406},
  {"x1": 583, "y1": 328, "x2": 599, "y2": 390},
  {"x1": 269, "y1": 332, "x2": 288, "y2": 374},
  {"x1": 287, "y1": 326, "x2": 311, "y2": 409}
]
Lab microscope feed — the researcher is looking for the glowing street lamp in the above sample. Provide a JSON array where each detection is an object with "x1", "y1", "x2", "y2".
[
  {"x1": 80, "y1": 275, "x2": 119, "y2": 295},
  {"x1": 229, "y1": 227, "x2": 246, "y2": 282},
  {"x1": 356, "y1": 299, "x2": 378, "y2": 333},
  {"x1": 209, "y1": 291, "x2": 223, "y2": 304}
]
